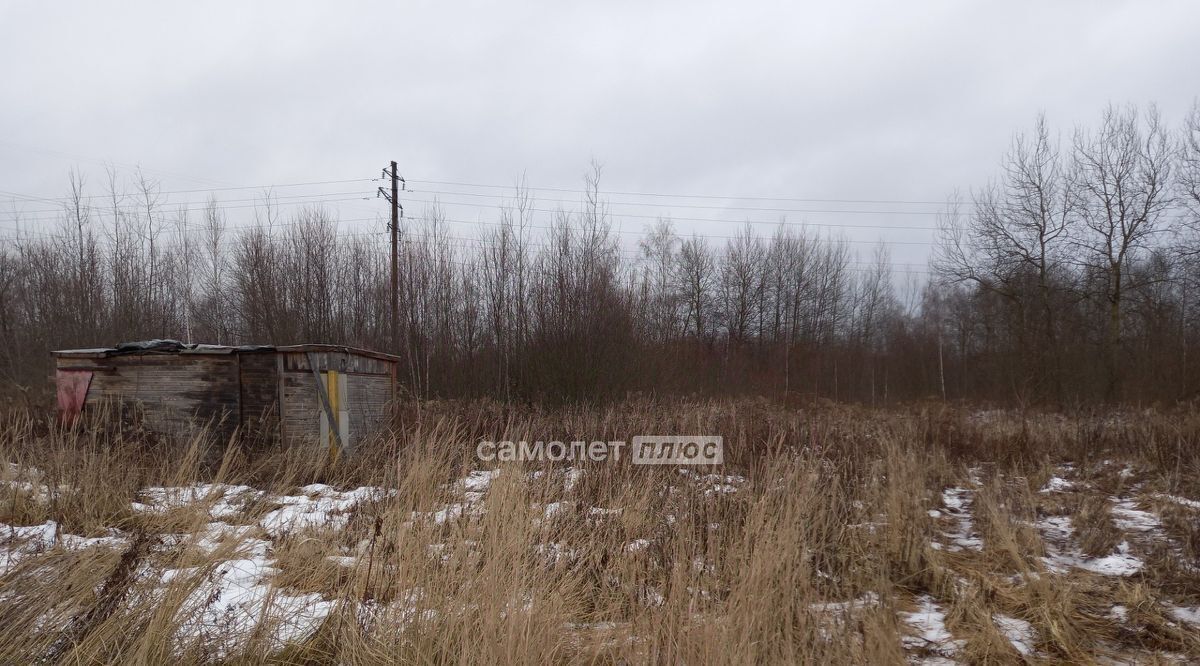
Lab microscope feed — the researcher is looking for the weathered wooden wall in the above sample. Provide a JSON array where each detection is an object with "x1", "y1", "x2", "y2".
[
  {"x1": 57, "y1": 354, "x2": 241, "y2": 441},
  {"x1": 278, "y1": 350, "x2": 394, "y2": 448},
  {"x1": 55, "y1": 347, "x2": 395, "y2": 449},
  {"x1": 237, "y1": 352, "x2": 280, "y2": 444},
  {"x1": 347, "y1": 373, "x2": 393, "y2": 444}
]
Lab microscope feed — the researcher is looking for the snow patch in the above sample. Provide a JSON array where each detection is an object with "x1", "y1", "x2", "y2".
[
  {"x1": 542, "y1": 501, "x2": 573, "y2": 519},
  {"x1": 1157, "y1": 494, "x2": 1200, "y2": 511},
  {"x1": 164, "y1": 552, "x2": 332, "y2": 656},
  {"x1": 564, "y1": 468, "x2": 585, "y2": 492},
  {"x1": 1040, "y1": 477, "x2": 1074, "y2": 493},
  {"x1": 460, "y1": 469, "x2": 500, "y2": 493},
  {"x1": 1110, "y1": 498, "x2": 1160, "y2": 533},
  {"x1": 0, "y1": 520, "x2": 127, "y2": 571},
  {"x1": 938, "y1": 487, "x2": 983, "y2": 552},
  {"x1": 993, "y1": 614, "x2": 1036, "y2": 656},
  {"x1": 1168, "y1": 606, "x2": 1200, "y2": 625},
  {"x1": 1036, "y1": 515, "x2": 1144, "y2": 577},
  {"x1": 901, "y1": 595, "x2": 963, "y2": 658},
  {"x1": 1045, "y1": 541, "x2": 1143, "y2": 576},
  {"x1": 624, "y1": 539, "x2": 651, "y2": 554}
]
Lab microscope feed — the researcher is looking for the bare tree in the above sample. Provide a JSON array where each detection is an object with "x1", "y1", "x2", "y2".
[
  {"x1": 1071, "y1": 104, "x2": 1174, "y2": 400},
  {"x1": 720, "y1": 224, "x2": 765, "y2": 348},
  {"x1": 638, "y1": 218, "x2": 682, "y2": 342},
  {"x1": 1180, "y1": 101, "x2": 1200, "y2": 257},
  {"x1": 197, "y1": 196, "x2": 228, "y2": 343},
  {"x1": 935, "y1": 115, "x2": 1078, "y2": 401},
  {"x1": 677, "y1": 235, "x2": 716, "y2": 343}
]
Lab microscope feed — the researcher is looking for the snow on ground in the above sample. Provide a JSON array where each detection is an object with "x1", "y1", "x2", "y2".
[
  {"x1": 993, "y1": 614, "x2": 1036, "y2": 656},
  {"x1": 134, "y1": 483, "x2": 261, "y2": 518},
  {"x1": 0, "y1": 463, "x2": 72, "y2": 502},
  {"x1": 260, "y1": 485, "x2": 384, "y2": 535},
  {"x1": 1040, "y1": 476, "x2": 1074, "y2": 493},
  {"x1": 541, "y1": 500, "x2": 574, "y2": 520},
  {"x1": 901, "y1": 595, "x2": 963, "y2": 661},
  {"x1": 564, "y1": 468, "x2": 585, "y2": 492},
  {"x1": 934, "y1": 486, "x2": 983, "y2": 552},
  {"x1": 1037, "y1": 520, "x2": 1142, "y2": 576},
  {"x1": 162, "y1": 544, "x2": 334, "y2": 656},
  {"x1": 0, "y1": 520, "x2": 126, "y2": 571},
  {"x1": 0, "y1": 472, "x2": 399, "y2": 656},
  {"x1": 624, "y1": 538, "x2": 651, "y2": 554},
  {"x1": 1037, "y1": 515, "x2": 1073, "y2": 542},
  {"x1": 0, "y1": 463, "x2": 748, "y2": 657},
  {"x1": 1075, "y1": 542, "x2": 1145, "y2": 576},
  {"x1": 675, "y1": 469, "x2": 747, "y2": 495},
  {"x1": 1169, "y1": 606, "x2": 1200, "y2": 626},
  {"x1": 1158, "y1": 494, "x2": 1200, "y2": 511},
  {"x1": 534, "y1": 542, "x2": 577, "y2": 565},
  {"x1": 1, "y1": 459, "x2": 1196, "y2": 659},
  {"x1": 460, "y1": 469, "x2": 500, "y2": 493},
  {"x1": 1111, "y1": 498, "x2": 1161, "y2": 533},
  {"x1": 1031, "y1": 466, "x2": 1176, "y2": 578},
  {"x1": 184, "y1": 521, "x2": 259, "y2": 555}
]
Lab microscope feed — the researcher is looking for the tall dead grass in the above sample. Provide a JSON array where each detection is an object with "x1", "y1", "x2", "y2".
[{"x1": 0, "y1": 400, "x2": 1197, "y2": 663}]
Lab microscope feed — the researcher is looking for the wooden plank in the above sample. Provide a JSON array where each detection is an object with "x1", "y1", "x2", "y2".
[
  {"x1": 307, "y1": 352, "x2": 346, "y2": 455},
  {"x1": 238, "y1": 351, "x2": 280, "y2": 443},
  {"x1": 79, "y1": 354, "x2": 242, "y2": 442},
  {"x1": 277, "y1": 353, "x2": 287, "y2": 446}
]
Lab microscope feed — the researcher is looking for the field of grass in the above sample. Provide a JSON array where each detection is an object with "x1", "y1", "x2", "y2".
[{"x1": 1, "y1": 399, "x2": 1199, "y2": 664}]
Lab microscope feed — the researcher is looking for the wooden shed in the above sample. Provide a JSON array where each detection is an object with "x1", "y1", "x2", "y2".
[{"x1": 52, "y1": 340, "x2": 398, "y2": 452}]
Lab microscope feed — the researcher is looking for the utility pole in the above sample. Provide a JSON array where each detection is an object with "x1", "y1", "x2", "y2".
[
  {"x1": 379, "y1": 161, "x2": 403, "y2": 354},
  {"x1": 390, "y1": 161, "x2": 400, "y2": 355}
]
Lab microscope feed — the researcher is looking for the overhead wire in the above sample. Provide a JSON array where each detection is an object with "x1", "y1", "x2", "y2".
[
  {"x1": 401, "y1": 197, "x2": 940, "y2": 231},
  {"x1": 0, "y1": 169, "x2": 942, "y2": 274},
  {"x1": 404, "y1": 178, "x2": 960, "y2": 207},
  {"x1": 407, "y1": 187, "x2": 949, "y2": 216}
]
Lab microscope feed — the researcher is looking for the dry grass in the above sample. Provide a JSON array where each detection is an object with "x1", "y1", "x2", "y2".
[{"x1": 0, "y1": 400, "x2": 1198, "y2": 663}]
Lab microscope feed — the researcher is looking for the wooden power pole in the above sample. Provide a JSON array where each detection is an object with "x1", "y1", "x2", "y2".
[
  {"x1": 379, "y1": 161, "x2": 403, "y2": 355},
  {"x1": 390, "y1": 161, "x2": 399, "y2": 354}
]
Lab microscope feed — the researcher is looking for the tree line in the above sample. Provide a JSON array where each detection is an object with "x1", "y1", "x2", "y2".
[{"x1": 4, "y1": 102, "x2": 1200, "y2": 406}]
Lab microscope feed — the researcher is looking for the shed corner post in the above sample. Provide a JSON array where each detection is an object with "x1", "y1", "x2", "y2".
[
  {"x1": 391, "y1": 359, "x2": 399, "y2": 430},
  {"x1": 276, "y1": 352, "x2": 287, "y2": 447}
]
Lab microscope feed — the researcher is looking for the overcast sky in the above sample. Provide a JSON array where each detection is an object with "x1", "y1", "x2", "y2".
[{"x1": 2, "y1": 1, "x2": 1198, "y2": 272}]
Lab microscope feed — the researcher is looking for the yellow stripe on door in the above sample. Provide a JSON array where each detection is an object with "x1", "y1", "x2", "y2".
[{"x1": 327, "y1": 370, "x2": 339, "y2": 460}]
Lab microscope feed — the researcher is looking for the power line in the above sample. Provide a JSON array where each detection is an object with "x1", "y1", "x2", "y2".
[
  {"x1": 0, "y1": 206, "x2": 939, "y2": 251},
  {"x1": 5, "y1": 172, "x2": 957, "y2": 210},
  {"x1": 6, "y1": 191, "x2": 942, "y2": 242},
  {"x1": 415, "y1": 233, "x2": 929, "y2": 269},
  {"x1": 3, "y1": 195, "x2": 376, "y2": 223},
  {"x1": 404, "y1": 198, "x2": 940, "y2": 231},
  {"x1": 0, "y1": 223, "x2": 932, "y2": 274},
  {"x1": 426, "y1": 214, "x2": 937, "y2": 246},
  {"x1": 0, "y1": 140, "x2": 233, "y2": 187},
  {"x1": 0, "y1": 170, "x2": 951, "y2": 258},
  {"x1": 406, "y1": 178, "x2": 959, "y2": 207},
  {"x1": 8, "y1": 192, "x2": 941, "y2": 236},
  {"x1": 2, "y1": 189, "x2": 375, "y2": 218},
  {"x1": 0, "y1": 181, "x2": 374, "y2": 209},
  {"x1": 408, "y1": 187, "x2": 949, "y2": 216}
]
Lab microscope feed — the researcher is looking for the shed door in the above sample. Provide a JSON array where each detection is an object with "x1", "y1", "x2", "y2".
[{"x1": 319, "y1": 370, "x2": 350, "y2": 455}]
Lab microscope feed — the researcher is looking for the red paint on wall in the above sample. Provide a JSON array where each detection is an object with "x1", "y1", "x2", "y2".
[{"x1": 55, "y1": 369, "x2": 93, "y2": 421}]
